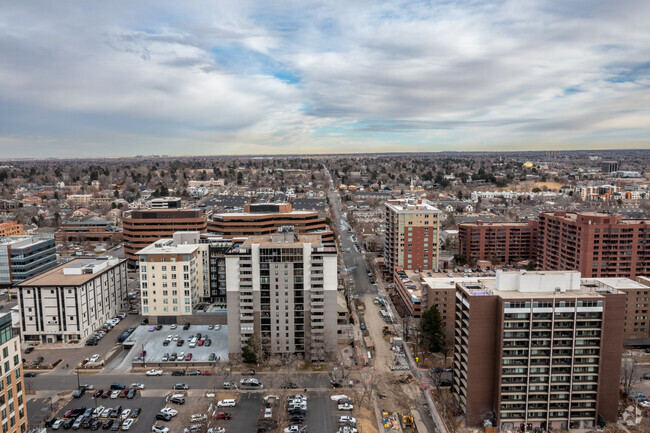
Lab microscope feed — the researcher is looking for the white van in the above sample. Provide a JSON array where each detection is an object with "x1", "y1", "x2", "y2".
[
  {"x1": 189, "y1": 337, "x2": 198, "y2": 348},
  {"x1": 217, "y1": 399, "x2": 236, "y2": 407}
]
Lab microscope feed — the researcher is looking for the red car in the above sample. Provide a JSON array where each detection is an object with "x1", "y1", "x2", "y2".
[
  {"x1": 119, "y1": 389, "x2": 129, "y2": 398},
  {"x1": 63, "y1": 409, "x2": 74, "y2": 418},
  {"x1": 214, "y1": 412, "x2": 232, "y2": 420},
  {"x1": 184, "y1": 353, "x2": 193, "y2": 361},
  {"x1": 198, "y1": 339, "x2": 204, "y2": 346},
  {"x1": 201, "y1": 370, "x2": 215, "y2": 376},
  {"x1": 93, "y1": 390, "x2": 103, "y2": 398},
  {"x1": 101, "y1": 390, "x2": 111, "y2": 398}
]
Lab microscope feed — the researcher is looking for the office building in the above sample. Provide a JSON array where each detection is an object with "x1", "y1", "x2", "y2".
[
  {"x1": 453, "y1": 271, "x2": 625, "y2": 430},
  {"x1": 208, "y1": 202, "x2": 333, "y2": 241},
  {"x1": 0, "y1": 313, "x2": 28, "y2": 433},
  {"x1": 225, "y1": 228, "x2": 338, "y2": 361},
  {"x1": 150, "y1": 197, "x2": 182, "y2": 209},
  {"x1": 17, "y1": 257, "x2": 128, "y2": 343},
  {"x1": 0, "y1": 235, "x2": 57, "y2": 288},
  {"x1": 0, "y1": 222, "x2": 24, "y2": 237},
  {"x1": 601, "y1": 161, "x2": 619, "y2": 173},
  {"x1": 538, "y1": 211, "x2": 650, "y2": 279},
  {"x1": 458, "y1": 221, "x2": 538, "y2": 265},
  {"x1": 122, "y1": 209, "x2": 207, "y2": 264},
  {"x1": 55, "y1": 218, "x2": 122, "y2": 243},
  {"x1": 384, "y1": 198, "x2": 441, "y2": 273},
  {"x1": 137, "y1": 234, "x2": 203, "y2": 321}
]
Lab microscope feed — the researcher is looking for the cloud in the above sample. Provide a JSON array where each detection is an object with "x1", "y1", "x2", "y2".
[{"x1": 0, "y1": 0, "x2": 649, "y2": 157}]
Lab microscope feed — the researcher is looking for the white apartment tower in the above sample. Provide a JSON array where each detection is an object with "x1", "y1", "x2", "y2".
[{"x1": 225, "y1": 228, "x2": 338, "y2": 361}]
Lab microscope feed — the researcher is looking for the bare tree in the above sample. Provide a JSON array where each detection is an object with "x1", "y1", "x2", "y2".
[{"x1": 621, "y1": 357, "x2": 641, "y2": 396}]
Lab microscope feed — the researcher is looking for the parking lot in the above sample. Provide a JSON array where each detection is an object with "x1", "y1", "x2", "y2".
[
  {"x1": 46, "y1": 390, "x2": 167, "y2": 433},
  {"x1": 128, "y1": 324, "x2": 228, "y2": 365}
]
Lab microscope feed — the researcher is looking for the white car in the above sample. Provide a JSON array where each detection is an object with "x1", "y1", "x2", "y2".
[
  {"x1": 52, "y1": 419, "x2": 65, "y2": 430},
  {"x1": 339, "y1": 416, "x2": 357, "y2": 425},
  {"x1": 131, "y1": 383, "x2": 145, "y2": 389},
  {"x1": 330, "y1": 395, "x2": 349, "y2": 401},
  {"x1": 170, "y1": 324, "x2": 178, "y2": 330},
  {"x1": 122, "y1": 418, "x2": 134, "y2": 431},
  {"x1": 146, "y1": 369, "x2": 163, "y2": 376},
  {"x1": 101, "y1": 408, "x2": 112, "y2": 418},
  {"x1": 160, "y1": 408, "x2": 178, "y2": 417},
  {"x1": 172, "y1": 335, "x2": 180, "y2": 341},
  {"x1": 207, "y1": 428, "x2": 225, "y2": 433},
  {"x1": 110, "y1": 390, "x2": 120, "y2": 399},
  {"x1": 89, "y1": 354, "x2": 100, "y2": 363},
  {"x1": 93, "y1": 406, "x2": 105, "y2": 416},
  {"x1": 152, "y1": 426, "x2": 170, "y2": 433},
  {"x1": 264, "y1": 408, "x2": 272, "y2": 418},
  {"x1": 338, "y1": 403, "x2": 354, "y2": 411}
]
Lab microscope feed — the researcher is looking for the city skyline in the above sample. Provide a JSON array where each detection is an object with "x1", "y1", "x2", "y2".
[{"x1": 1, "y1": 0, "x2": 649, "y2": 158}]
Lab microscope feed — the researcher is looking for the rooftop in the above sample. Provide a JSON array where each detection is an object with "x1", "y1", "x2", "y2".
[
  {"x1": 0, "y1": 235, "x2": 53, "y2": 249},
  {"x1": 386, "y1": 198, "x2": 441, "y2": 213},
  {"x1": 136, "y1": 239, "x2": 199, "y2": 255},
  {"x1": 18, "y1": 257, "x2": 124, "y2": 287}
]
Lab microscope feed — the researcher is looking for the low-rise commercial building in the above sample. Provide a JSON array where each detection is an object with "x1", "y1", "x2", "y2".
[
  {"x1": 55, "y1": 218, "x2": 122, "y2": 243},
  {"x1": 0, "y1": 235, "x2": 57, "y2": 288},
  {"x1": 454, "y1": 271, "x2": 625, "y2": 430},
  {"x1": 208, "y1": 202, "x2": 333, "y2": 241},
  {"x1": 17, "y1": 257, "x2": 128, "y2": 343},
  {"x1": 225, "y1": 228, "x2": 338, "y2": 361},
  {"x1": 0, "y1": 312, "x2": 28, "y2": 433},
  {"x1": 0, "y1": 222, "x2": 24, "y2": 237},
  {"x1": 122, "y1": 209, "x2": 207, "y2": 264}
]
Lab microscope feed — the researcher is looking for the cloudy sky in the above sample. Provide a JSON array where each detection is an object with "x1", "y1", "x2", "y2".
[{"x1": 1, "y1": 0, "x2": 649, "y2": 158}]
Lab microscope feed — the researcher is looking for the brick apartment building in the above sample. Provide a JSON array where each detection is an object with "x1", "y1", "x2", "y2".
[
  {"x1": 384, "y1": 199, "x2": 441, "y2": 273},
  {"x1": 458, "y1": 221, "x2": 538, "y2": 265},
  {"x1": 454, "y1": 271, "x2": 625, "y2": 430},
  {"x1": 122, "y1": 209, "x2": 207, "y2": 264},
  {"x1": 538, "y1": 211, "x2": 650, "y2": 279},
  {"x1": 208, "y1": 202, "x2": 333, "y2": 241}
]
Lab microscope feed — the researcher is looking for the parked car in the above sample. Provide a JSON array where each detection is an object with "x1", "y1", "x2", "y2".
[
  {"x1": 187, "y1": 370, "x2": 201, "y2": 376},
  {"x1": 146, "y1": 369, "x2": 163, "y2": 376},
  {"x1": 72, "y1": 388, "x2": 85, "y2": 398},
  {"x1": 217, "y1": 399, "x2": 236, "y2": 407},
  {"x1": 24, "y1": 346, "x2": 34, "y2": 354},
  {"x1": 101, "y1": 390, "x2": 111, "y2": 398},
  {"x1": 130, "y1": 383, "x2": 145, "y2": 389},
  {"x1": 214, "y1": 412, "x2": 231, "y2": 420},
  {"x1": 174, "y1": 383, "x2": 189, "y2": 390},
  {"x1": 121, "y1": 418, "x2": 134, "y2": 431},
  {"x1": 242, "y1": 369, "x2": 255, "y2": 376},
  {"x1": 184, "y1": 353, "x2": 193, "y2": 361},
  {"x1": 152, "y1": 426, "x2": 169, "y2": 433},
  {"x1": 183, "y1": 323, "x2": 190, "y2": 330},
  {"x1": 171, "y1": 370, "x2": 185, "y2": 376},
  {"x1": 177, "y1": 339, "x2": 184, "y2": 346},
  {"x1": 132, "y1": 408, "x2": 142, "y2": 418},
  {"x1": 101, "y1": 419, "x2": 113, "y2": 429},
  {"x1": 110, "y1": 383, "x2": 126, "y2": 390},
  {"x1": 156, "y1": 413, "x2": 172, "y2": 422},
  {"x1": 126, "y1": 388, "x2": 136, "y2": 399},
  {"x1": 160, "y1": 408, "x2": 178, "y2": 417},
  {"x1": 338, "y1": 403, "x2": 354, "y2": 411},
  {"x1": 51, "y1": 419, "x2": 65, "y2": 430},
  {"x1": 24, "y1": 372, "x2": 36, "y2": 378},
  {"x1": 89, "y1": 354, "x2": 100, "y2": 363},
  {"x1": 170, "y1": 396, "x2": 185, "y2": 405},
  {"x1": 110, "y1": 390, "x2": 120, "y2": 399}
]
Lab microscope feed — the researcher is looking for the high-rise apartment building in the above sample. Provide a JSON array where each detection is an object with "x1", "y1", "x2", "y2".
[
  {"x1": 453, "y1": 271, "x2": 625, "y2": 430},
  {"x1": 122, "y1": 209, "x2": 207, "y2": 264},
  {"x1": 208, "y1": 203, "x2": 333, "y2": 241},
  {"x1": 0, "y1": 313, "x2": 28, "y2": 433},
  {"x1": 0, "y1": 235, "x2": 57, "y2": 288},
  {"x1": 384, "y1": 199, "x2": 441, "y2": 273},
  {"x1": 225, "y1": 228, "x2": 338, "y2": 361},
  {"x1": 458, "y1": 221, "x2": 538, "y2": 265},
  {"x1": 538, "y1": 211, "x2": 650, "y2": 279},
  {"x1": 137, "y1": 235, "x2": 203, "y2": 320},
  {"x1": 17, "y1": 257, "x2": 127, "y2": 343}
]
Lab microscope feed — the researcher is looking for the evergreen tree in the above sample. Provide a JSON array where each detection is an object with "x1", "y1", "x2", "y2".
[{"x1": 420, "y1": 306, "x2": 445, "y2": 353}]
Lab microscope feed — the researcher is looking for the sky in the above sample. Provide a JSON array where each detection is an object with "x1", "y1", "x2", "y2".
[{"x1": 0, "y1": 0, "x2": 649, "y2": 158}]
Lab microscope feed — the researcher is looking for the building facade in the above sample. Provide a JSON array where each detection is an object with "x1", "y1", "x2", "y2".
[
  {"x1": 208, "y1": 203, "x2": 333, "y2": 241},
  {"x1": 150, "y1": 197, "x2": 182, "y2": 209},
  {"x1": 0, "y1": 222, "x2": 24, "y2": 238},
  {"x1": 0, "y1": 235, "x2": 57, "y2": 288},
  {"x1": 17, "y1": 257, "x2": 127, "y2": 343},
  {"x1": 225, "y1": 229, "x2": 338, "y2": 361},
  {"x1": 122, "y1": 209, "x2": 207, "y2": 264},
  {"x1": 0, "y1": 313, "x2": 28, "y2": 433},
  {"x1": 453, "y1": 271, "x2": 625, "y2": 430},
  {"x1": 458, "y1": 221, "x2": 538, "y2": 265},
  {"x1": 137, "y1": 235, "x2": 202, "y2": 321},
  {"x1": 384, "y1": 199, "x2": 441, "y2": 273},
  {"x1": 538, "y1": 211, "x2": 650, "y2": 279},
  {"x1": 55, "y1": 219, "x2": 123, "y2": 243}
]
